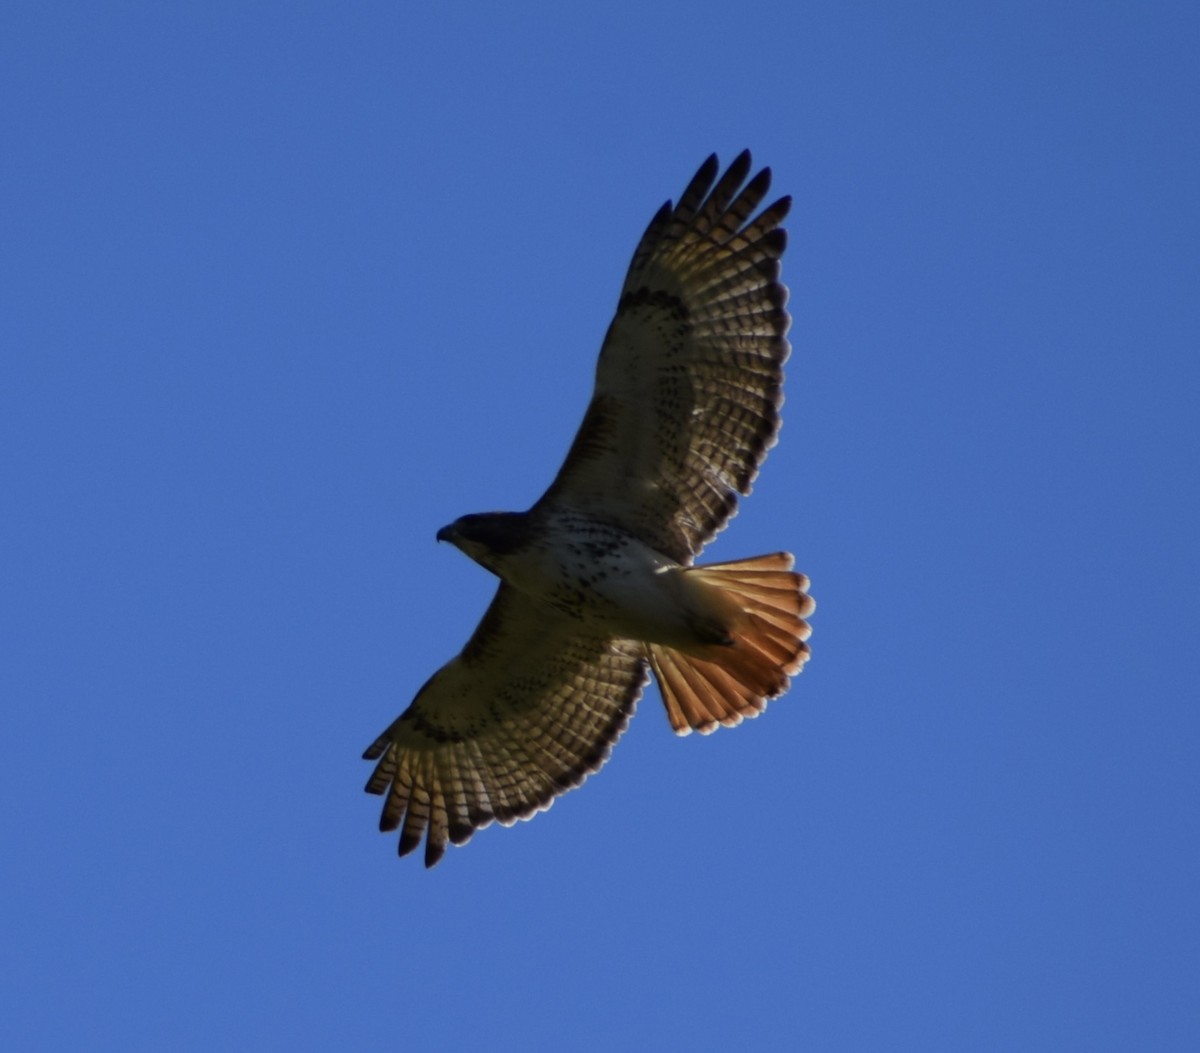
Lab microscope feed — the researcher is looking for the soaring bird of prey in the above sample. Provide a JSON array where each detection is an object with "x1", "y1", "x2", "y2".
[{"x1": 364, "y1": 152, "x2": 814, "y2": 866}]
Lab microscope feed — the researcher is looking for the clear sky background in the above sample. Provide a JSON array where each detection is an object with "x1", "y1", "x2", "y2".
[{"x1": 3, "y1": 2, "x2": 1197, "y2": 1050}]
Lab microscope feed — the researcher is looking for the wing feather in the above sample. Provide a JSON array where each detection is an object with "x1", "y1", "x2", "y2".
[
  {"x1": 363, "y1": 584, "x2": 649, "y2": 866},
  {"x1": 537, "y1": 151, "x2": 791, "y2": 562}
]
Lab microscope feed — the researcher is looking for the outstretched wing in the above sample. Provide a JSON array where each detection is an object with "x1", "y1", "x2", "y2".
[
  {"x1": 363, "y1": 584, "x2": 649, "y2": 867},
  {"x1": 536, "y1": 151, "x2": 791, "y2": 564}
]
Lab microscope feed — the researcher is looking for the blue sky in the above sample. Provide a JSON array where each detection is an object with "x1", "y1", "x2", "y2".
[{"x1": 3, "y1": 2, "x2": 1197, "y2": 1049}]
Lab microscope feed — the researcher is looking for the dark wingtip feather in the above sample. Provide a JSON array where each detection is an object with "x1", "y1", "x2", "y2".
[
  {"x1": 424, "y1": 838, "x2": 446, "y2": 868},
  {"x1": 759, "y1": 228, "x2": 787, "y2": 258},
  {"x1": 742, "y1": 165, "x2": 771, "y2": 201},
  {"x1": 398, "y1": 823, "x2": 422, "y2": 857},
  {"x1": 448, "y1": 821, "x2": 475, "y2": 846},
  {"x1": 675, "y1": 154, "x2": 721, "y2": 220},
  {"x1": 725, "y1": 149, "x2": 753, "y2": 187},
  {"x1": 644, "y1": 198, "x2": 673, "y2": 232}
]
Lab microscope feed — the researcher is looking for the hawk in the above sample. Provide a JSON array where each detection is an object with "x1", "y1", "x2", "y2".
[{"x1": 364, "y1": 152, "x2": 814, "y2": 866}]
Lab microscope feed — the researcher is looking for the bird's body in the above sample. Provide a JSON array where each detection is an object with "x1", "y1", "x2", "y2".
[
  {"x1": 441, "y1": 509, "x2": 735, "y2": 650},
  {"x1": 364, "y1": 152, "x2": 815, "y2": 866}
]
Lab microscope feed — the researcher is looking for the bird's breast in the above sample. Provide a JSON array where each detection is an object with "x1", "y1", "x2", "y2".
[{"x1": 491, "y1": 512, "x2": 715, "y2": 648}]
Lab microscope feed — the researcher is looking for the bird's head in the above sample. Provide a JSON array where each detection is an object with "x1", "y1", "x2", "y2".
[{"x1": 437, "y1": 511, "x2": 531, "y2": 575}]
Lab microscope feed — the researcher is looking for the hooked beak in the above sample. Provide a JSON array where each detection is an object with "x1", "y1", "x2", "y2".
[{"x1": 436, "y1": 523, "x2": 455, "y2": 543}]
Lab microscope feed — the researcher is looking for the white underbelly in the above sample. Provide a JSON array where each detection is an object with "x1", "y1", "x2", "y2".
[{"x1": 498, "y1": 522, "x2": 723, "y2": 648}]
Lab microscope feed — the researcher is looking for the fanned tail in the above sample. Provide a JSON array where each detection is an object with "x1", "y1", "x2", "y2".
[{"x1": 647, "y1": 553, "x2": 814, "y2": 735}]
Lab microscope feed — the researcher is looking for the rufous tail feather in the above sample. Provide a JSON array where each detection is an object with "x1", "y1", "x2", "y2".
[{"x1": 647, "y1": 553, "x2": 814, "y2": 735}]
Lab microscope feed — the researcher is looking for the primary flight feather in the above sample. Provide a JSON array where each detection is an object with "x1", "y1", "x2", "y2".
[{"x1": 364, "y1": 152, "x2": 814, "y2": 866}]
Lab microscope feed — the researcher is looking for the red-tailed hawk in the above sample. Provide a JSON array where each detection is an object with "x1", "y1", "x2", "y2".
[{"x1": 364, "y1": 152, "x2": 814, "y2": 866}]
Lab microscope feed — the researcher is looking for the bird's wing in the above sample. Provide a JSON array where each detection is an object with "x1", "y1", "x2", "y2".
[
  {"x1": 536, "y1": 151, "x2": 791, "y2": 564},
  {"x1": 363, "y1": 584, "x2": 649, "y2": 866}
]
